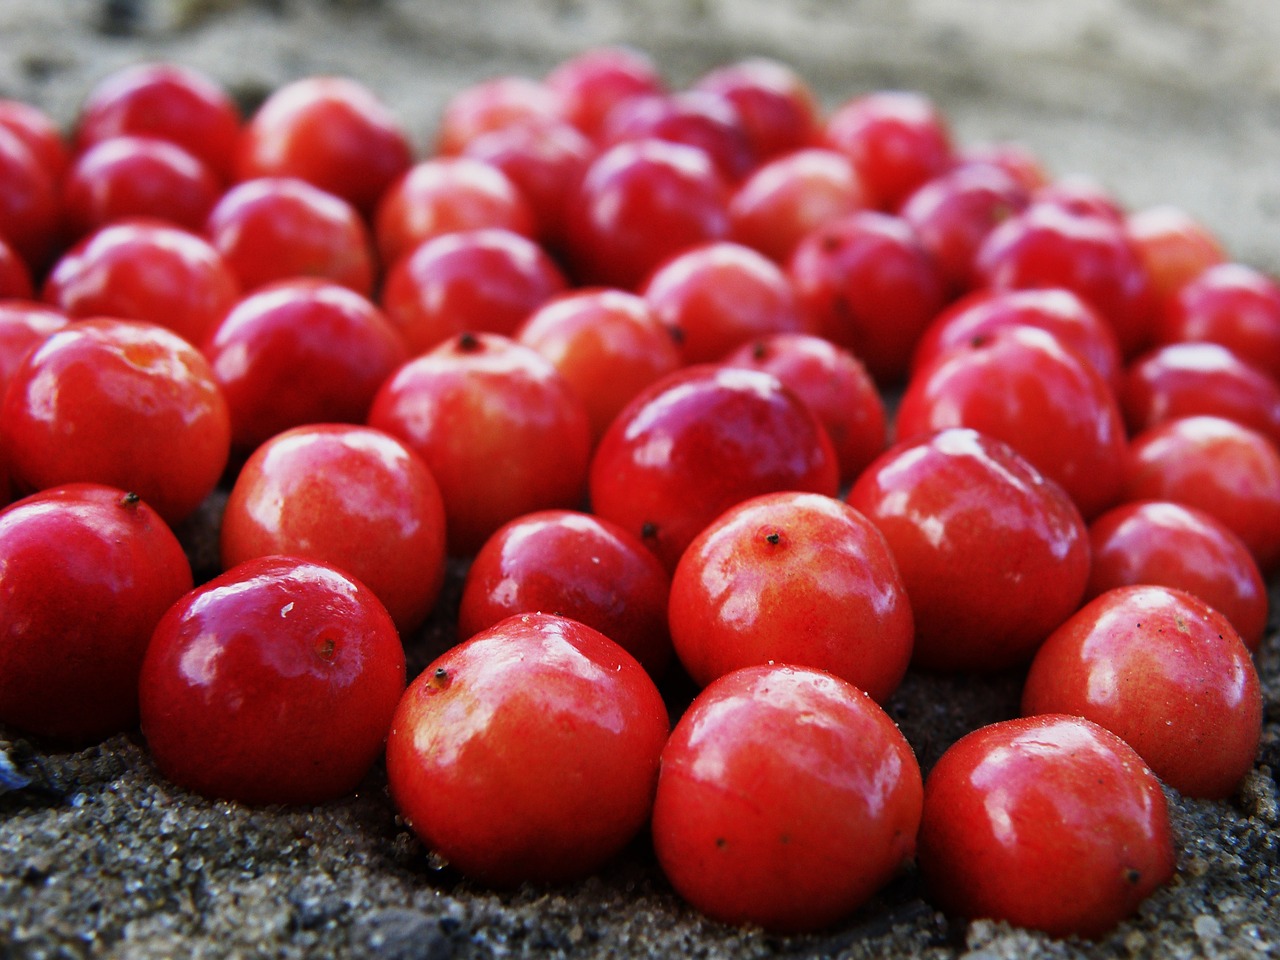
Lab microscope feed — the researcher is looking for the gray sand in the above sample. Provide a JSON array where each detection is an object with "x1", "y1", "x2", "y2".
[{"x1": 1, "y1": 1, "x2": 1279, "y2": 957}]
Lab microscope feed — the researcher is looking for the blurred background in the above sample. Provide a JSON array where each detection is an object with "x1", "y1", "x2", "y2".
[{"x1": 4, "y1": 0, "x2": 1277, "y2": 271}]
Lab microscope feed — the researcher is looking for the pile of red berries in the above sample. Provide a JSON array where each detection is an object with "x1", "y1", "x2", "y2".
[{"x1": 0, "y1": 46, "x2": 1273, "y2": 940}]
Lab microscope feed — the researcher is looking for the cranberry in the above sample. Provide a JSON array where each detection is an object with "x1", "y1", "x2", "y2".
[
  {"x1": 589, "y1": 364, "x2": 839, "y2": 570},
  {"x1": 373, "y1": 156, "x2": 536, "y2": 267},
  {"x1": 515, "y1": 288, "x2": 681, "y2": 444},
  {"x1": 0, "y1": 98, "x2": 70, "y2": 182},
  {"x1": 544, "y1": 46, "x2": 666, "y2": 141},
  {"x1": 140, "y1": 556, "x2": 406, "y2": 805},
  {"x1": 1086, "y1": 499, "x2": 1268, "y2": 652},
  {"x1": 601, "y1": 91, "x2": 755, "y2": 183},
  {"x1": 0, "y1": 301, "x2": 68, "y2": 395},
  {"x1": 1125, "y1": 204, "x2": 1226, "y2": 304},
  {"x1": 896, "y1": 324, "x2": 1128, "y2": 520},
  {"x1": 386, "y1": 612, "x2": 669, "y2": 885},
  {"x1": 459, "y1": 509, "x2": 672, "y2": 676},
  {"x1": 824, "y1": 90, "x2": 954, "y2": 212},
  {"x1": 433, "y1": 75, "x2": 566, "y2": 155},
  {"x1": 205, "y1": 176, "x2": 375, "y2": 295},
  {"x1": 562, "y1": 139, "x2": 730, "y2": 289},
  {"x1": 0, "y1": 483, "x2": 193, "y2": 742},
  {"x1": 669, "y1": 491, "x2": 913, "y2": 701},
  {"x1": 0, "y1": 125, "x2": 60, "y2": 271},
  {"x1": 368, "y1": 332, "x2": 592, "y2": 556},
  {"x1": 235, "y1": 76, "x2": 412, "y2": 215},
  {"x1": 74, "y1": 62, "x2": 241, "y2": 182},
  {"x1": 1023, "y1": 585, "x2": 1263, "y2": 799},
  {"x1": 788, "y1": 210, "x2": 947, "y2": 385},
  {"x1": 729, "y1": 147, "x2": 867, "y2": 264},
  {"x1": 847, "y1": 428, "x2": 1090, "y2": 672},
  {"x1": 692, "y1": 57, "x2": 822, "y2": 162},
  {"x1": 642, "y1": 240, "x2": 808, "y2": 364},
  {"x1": 380, "y1": 227, "x2": 567, "y2": 355},
  {"x1": 61, "y1": 135, "x2": 220, "y2": 239},
  {"x1": 203, "y1": 279, "x2": 408, "y2": 452},
  {"x1": 221, "y1": 424, "x2": 447, "y2": 635},
  {"x1": 652, "y1": 663, "x2": 922, "y2": 933},
  {"x1": 918, "y1": 714, "x2": 1174, "y2": 938}
]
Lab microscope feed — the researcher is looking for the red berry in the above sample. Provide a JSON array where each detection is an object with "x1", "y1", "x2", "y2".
[
  {"x1": 140, "y1": 556, "x2": 405, "y2": 805},
  {"x1": 918, "y1": 714, "x2": 1174, "y2": 938},
  {"x1": 386, "y1": 612, "x2": 669, "y2": 885},
  {"x1": 652, "y1": 663, "x2": 922, "y2": 933}
]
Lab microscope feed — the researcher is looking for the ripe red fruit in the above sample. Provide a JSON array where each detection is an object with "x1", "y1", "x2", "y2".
[
  {"x1": 74, "y1": 62, "x2": 240, "y2": 182},
  {"x1": 61, "y1": 135, "x2": 220, "y2": 239},
  {"x1": 847, "y1": 428, "x2": 1090, "y2": 672},
  {"x1": 380, "y1": 227, "x2": 567, "y2": 356},
  {"x1": 0, "y1": 98, "x2": 70, "y2": 182},
  {"x1": 0, "y1": 125, "x2": 60, "y2": 271},
  {"x1": 386, "y1": 612, "x2": 669, "y2": 886},
  {"x1": 692, "y1": 57, "x2": 822, "y2": 163},
  {"x1": 1125, "y1": 204, "x2": 1225, "y2": 304},
  {"x1": 899, "y1": 160, "x2": 1031, "y2": 295},
  {"x1": 433, "y1": 75, "x2": 566, "y2": 155},
  {"x1": 669, "y1": 491, "x2": 913, "y2": 702},
  {"x1": 788, "y1": 210, "x2": 946, "y2": 385},
  {"x1": 515, "y1": 288, "x2": 682, "y2": 445},
  {"x1": 562, "y1": 139, "x2": 731, "y2": 289},
  {"x1": 721, "y1": 332, "x2": 887, "y2": 482},
  {"x1": 373, "y1": 156, "x2": 536, "y2": 267},
  {"x1": 0, "y1": 484, "x2": 193, "y2": 742},
  {"x1": 1023, "y1": 585, "x2": 1263, "y2": 799},
  {"x1": 0, "y1": 301, "x2": 68, "y2": 396},
  {"x1": 202, "y1": 279, "x2": 408, "y2": 452},
  {"x1": 140, "y1": 556, "x2": 405, "y2": 805},
  {"x1": 1, "y1": 318, "x2": 231, "y2": 524},
  {"x1": 896, "y1": 324, "x2": 1128, "y2": 520},
  {"x1": 368, "y1": 332, "x2": 592, "y2": 556},
  {"x1": 975, "y1": 201, "x2": 1157, "y2": 358},
  {"x1": 589, "y1": 364, "x2": 839, "y2": 571},
  {"x1": 544, "y1": 46, "x2": 666, "y2": 141},
  {"x1": 1123, "y1": 415, "x2": 1280, "y2": 573},
  {"x1": 729, "y1": 147, "x2": 867, "y2": 264},
  {"x1": 642, "y1": 240, "x2": 809, "y2": 364},
  {"x1": 1086, "y1": 500, "x2": 1267, "y2": 652},
  {"x1": 459, "y1": 509, "x2": 672, "y2": 677},
  {"x1": 824, "y1": 90, "x2": 954, "y2": 212},
  {"x1": 1155, "y1": 262, "x2": 1280, "y2": 383},
  {"x1": 1120, "y1": 341, "x2": 1280, "y2": 450},
  {"x1": 652, "y1": 664, "x2": 922, "y2": 933},
  {"x1": 918, "y1": 714, "x2": 1174, "y2": 939},
  {"x1": 221, "y1": 424, "x2": 448, "y2": 635},
  {"x1": 0, "y1": 238, "x2": 33, "y2": 300},
  {"x1": 205, "y1": 176, "x2": 375, "y2": 295},
  {"x1": 235, "y1": 76, "x2": 412, "y2": 215},
  {"x1": 911, "y1": 286, "x2": 1124, "y2": 393},
  {"x1": 43, "y1": 220, "x2": 240, "y2": 347},
  {"x1": 601, "y1": 91, "x2": 756, "y2": 184}
]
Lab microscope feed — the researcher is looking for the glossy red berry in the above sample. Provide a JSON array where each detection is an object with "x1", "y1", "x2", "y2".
[
  {"x1": 1, "y1": 318, "x2": 231, "y2": 524},
  {"x1": 140, "y1": 556, "x2": 405, "y2": 805},
  {"x1": 74, "y1": 62, "x2": 241, "y2": 183},
  {"x1": 544, "y1": 46, "x2": 666, "y2": 141},
  {"x1": 459, "y1": 510, "x2": 672, "y2": 677},
  {"x1": 1023, "y1": 585, "x2": 1263, "y2": 799},
  {"x1": 0, "y1": 125, "x2": 60, "y2": 271},
  {"x1": 642, "y1": 240, "x2": 808, "y2": 364},
  {"x1": 847, "y1": 428, "x2": 1090, "y2": 672},
  {"x1": 652, "y1": 663, "x2": 922, "y2": 933},
  {"x1": 221, "y1": 424, "x2": 447, "y2": 635},
  {"x1": 386, "y1": 612, "x2": 669, "y2": 886},
  {"x1": 896, "y1": 324, "x2": 1128, "y2": 519},
  {"x1": 589, "y1": 364, "x2": 839, "y2": 571},
  {"x1": 722, "y1": 332, "x2": 886, "y2": 482},
  {"x1": 0, "y1": 98, "x2": 70, "y2": 182},
  {"x1": 788, "y1": 210, "x2": 946, "y2": 385},
  {"x1": 1125, "y1": 204, "x2": 1225, "y2": 304},
  {"x1": 380, "y1": 227, "x2": 567, "y2": 356},
  {"x1": 0, "y1": 301, "x2": 68, "y2": 396},
  {"x1": 0, "y1": 483, "x2": 193, "y2": 742},
  {"x1": 669, "y1": 491, "x2": 913, "y2": 701},
  {"x1": 369, "y1": 332, "x2": 592, "y2": 556},
  {"x1": 1086, "y1": 499, "x2": 1267, "y2": 652},
  {"x1": 235, "y1": 76, "x2": 412, "y2": 215},
  {"x1": 601, "y1": 91, "x2": 755, "y2": 184},
  {"x1": 43, "y1": 220, "x2": 239, "y2": 347},
  {"x1": 692, "y1": 57, "x2": 821, "y2": 162},
  {"x1": 563, "y1": 139, "x2": 730, "y2": 289},
  {"x1": 205, "y1": 176, "x2": 375, "y2": 295},
  {"x1": 203, "y1": 279, "x2": 408, "y2": 452},
  {"x1": 433, "y1": 75, "x2": 566, "y2": 155},
  {"x1": 918, "y1": 714, "x2": 1174, "y2": 939}
]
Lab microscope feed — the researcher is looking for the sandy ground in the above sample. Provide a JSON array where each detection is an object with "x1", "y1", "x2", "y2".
[{"x1": 1, "y1": 0, "x2": 1279, "y2": 957}]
